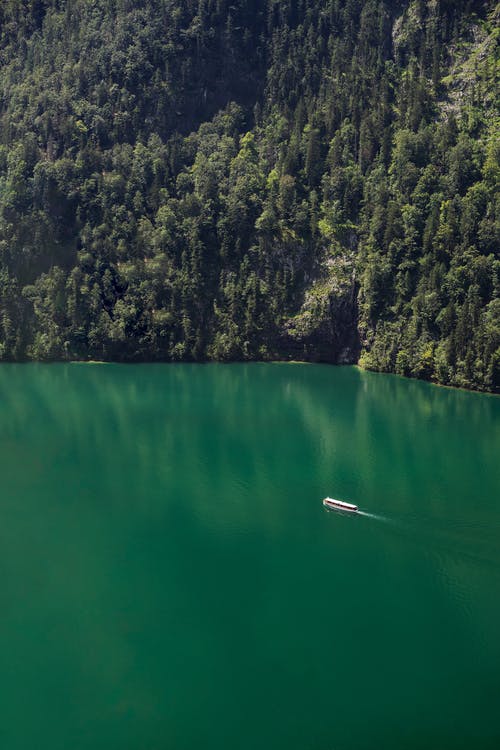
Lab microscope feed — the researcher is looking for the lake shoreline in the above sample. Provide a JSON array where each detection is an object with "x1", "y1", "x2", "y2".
[{"x1": 0, "y1": 356, "x2": 497, "y2": 396}]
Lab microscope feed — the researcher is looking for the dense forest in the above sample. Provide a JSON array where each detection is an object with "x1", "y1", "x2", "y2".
[{"x1": 0, "y1": 0, "x2": 498, "y2": 391}]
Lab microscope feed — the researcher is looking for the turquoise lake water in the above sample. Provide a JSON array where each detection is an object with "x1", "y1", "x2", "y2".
[{"x1": 0, "y1": 363, "x2": 499, "y2": 749}]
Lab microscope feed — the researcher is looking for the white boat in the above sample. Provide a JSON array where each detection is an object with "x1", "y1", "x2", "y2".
[{"x1": 323, "y1": 497, "x2": 358, "y2": 513}]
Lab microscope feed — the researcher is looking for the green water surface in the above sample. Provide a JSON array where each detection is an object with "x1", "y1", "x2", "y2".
[{"x1": 0, "y1": 363, "x2": 499, "y2": 750}]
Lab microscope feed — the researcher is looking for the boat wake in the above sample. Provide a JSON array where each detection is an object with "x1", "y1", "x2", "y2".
[
  {"x1": 359, "y1": 511, "x2": 410, "y2": 530},
  {"x1": 357, "y1": 511, "x2": 392, "y2": 523}
]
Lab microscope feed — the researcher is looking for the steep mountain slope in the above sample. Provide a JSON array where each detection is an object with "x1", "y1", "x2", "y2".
[{"x1": 0, "y1": 0, "x2": 498, "y2": 391}]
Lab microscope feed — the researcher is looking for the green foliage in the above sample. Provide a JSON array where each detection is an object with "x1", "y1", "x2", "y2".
[{"x1": 0, "y1": 0, "x2": 498, "y2": 392}]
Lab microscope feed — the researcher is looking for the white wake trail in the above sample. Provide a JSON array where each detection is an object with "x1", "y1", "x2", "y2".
[{"x1": 357, "y1": 511, "x2": 391, "y2": 522}]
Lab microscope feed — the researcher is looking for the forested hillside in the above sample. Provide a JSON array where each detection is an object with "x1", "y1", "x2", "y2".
[{"x1": 0, "y1": 0, "x2": 498, "y2": 391}]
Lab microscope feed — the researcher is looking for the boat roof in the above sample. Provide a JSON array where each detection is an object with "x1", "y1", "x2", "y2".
[{"x1": 324, "y1": 497, "x2": 357, "y2": 508}]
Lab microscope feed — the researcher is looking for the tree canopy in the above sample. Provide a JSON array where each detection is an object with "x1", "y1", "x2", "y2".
[{"x1": 0, "y1": 0, "x2": 498, "y2": 391}]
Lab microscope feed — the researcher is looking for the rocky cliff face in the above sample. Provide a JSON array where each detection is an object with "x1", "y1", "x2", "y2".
[{"x1": 279, "y1": 253, "x2": 360, "y2": 364}]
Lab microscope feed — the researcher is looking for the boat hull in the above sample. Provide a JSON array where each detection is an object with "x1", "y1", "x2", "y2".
[{"x1": 323, "y1": 497, "x2": 358, "y2": 513}]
